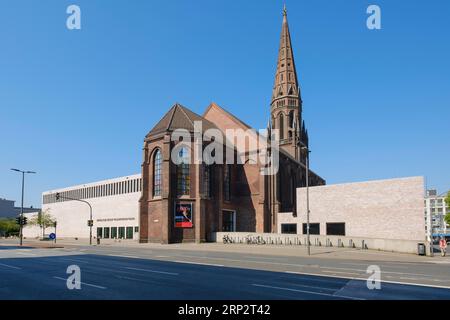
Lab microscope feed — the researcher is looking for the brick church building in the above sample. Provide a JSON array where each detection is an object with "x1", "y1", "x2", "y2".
[{"x1": 139, "y1": 7, "x2": 325, "y2": 243}]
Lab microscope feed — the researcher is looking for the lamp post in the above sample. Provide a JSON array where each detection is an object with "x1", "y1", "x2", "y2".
[
  {"x1": 300, "y1": 146, "x2": 311, "y2": 256},
  {"x1": 10, "y1": 169, "x2": 36, "y2": 246},
  {"x1": 55, "y1": 193, "x2": 93, "y2": 245}
]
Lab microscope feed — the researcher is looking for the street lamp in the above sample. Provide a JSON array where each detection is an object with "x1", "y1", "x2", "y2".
[
  {"x1": 55, "y1": 193, "x2": 93, "y2": 245},
  {"x1": 10, "y1": 168, "x2": 36, "y2": 246},
  {"x1": 300, "y1": 146, "x2": 311, "y2": 256}
]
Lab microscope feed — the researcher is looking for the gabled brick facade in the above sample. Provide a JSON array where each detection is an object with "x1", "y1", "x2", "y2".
[{"x1": 139, "y1": 8, "x2": 325, "y2": 244}]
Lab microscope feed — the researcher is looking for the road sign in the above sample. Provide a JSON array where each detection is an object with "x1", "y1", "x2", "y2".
[{"x1": 49, "y1": 233, "x2": 56, "y2": 240}]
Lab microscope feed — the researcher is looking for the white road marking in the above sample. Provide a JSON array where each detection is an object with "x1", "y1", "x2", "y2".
[
  {"x1": 53, "y1": 276, "x2": 106, "y2": 290},
  {"x1": 123, "y1": 267, "x2": 179, "y2": 276},
  {"x1": 59, "y1": 258, "x2": 89, "y2": 264},
  {"x1": 176, "y1": 254, "x2": 307, "y2": 267},
  {"x1": 0, "y1": 262, "x2": 22, "y2": 270},
  {"x1": 107, "y1": 254, "x2": 139, "y2": 259},
  {"x1": 115, "y1": 275, "x2": 142, "y2": 281},
  {"x1": 174, "y1": 260, "x2": 224, "y2": 267},
  {"x1": 175, "y1": 255, "x2": 438, "y2": 279},
  {"x1": 319, "y1": 266, "x2": 433, "y2": 278},
  {"x1": 285, "y1": 271, "x2": 450, "y2": 290},
  {"x1": 15, "y1": 252, "x2": 36, "y2": 256},
  {"x1": 252, "y1": 283, "x2": 364, "y2": 300},
  {"x1": 321, "y1": 270, "x2": 361, "y2": 276}
]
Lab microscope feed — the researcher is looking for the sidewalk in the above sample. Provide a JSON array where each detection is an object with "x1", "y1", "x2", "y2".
[{"x1": 10, "y1": 237, "x2": 450, "y2": 264}]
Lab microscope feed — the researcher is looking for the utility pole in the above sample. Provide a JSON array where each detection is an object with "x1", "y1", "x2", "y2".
[
  {"x1": 11, "y1": 169, "x2": 36, "y2": 246},
  {"x1": 301, "y1": 147, "x2": 311, "y2": 256}
]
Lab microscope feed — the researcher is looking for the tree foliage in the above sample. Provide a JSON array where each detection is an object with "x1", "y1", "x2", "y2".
[
  {"x1": 0, "y1": 218, "x2": 20, "y2": 237},
  {"x1": 445, "y1": 192, "x2": 450, "y2": 226},
  {"x1": 28, "y1": 209, "x2": 55, "y2": 229}
]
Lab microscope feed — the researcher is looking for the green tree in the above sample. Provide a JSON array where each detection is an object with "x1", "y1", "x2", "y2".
[
  {"x1": 28, "y1": 209, "x2": 56, "y2": 239},
  {"x1": 0, "y1": 218, "x2": 20, "y2": 237}
]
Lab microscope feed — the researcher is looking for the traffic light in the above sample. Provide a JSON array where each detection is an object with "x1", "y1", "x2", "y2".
[{"x1": 15, "y1": 216, "x2": 27, "y2": 225}]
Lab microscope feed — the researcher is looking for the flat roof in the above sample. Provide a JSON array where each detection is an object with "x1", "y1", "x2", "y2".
[{"x1": 42, "y1": 173, "x2": 141, "y2": 195}]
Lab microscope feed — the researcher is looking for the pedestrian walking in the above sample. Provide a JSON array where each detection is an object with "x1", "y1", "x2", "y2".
[{"x1": 439, "y1": 237, "x2": 447, "y2": 257}]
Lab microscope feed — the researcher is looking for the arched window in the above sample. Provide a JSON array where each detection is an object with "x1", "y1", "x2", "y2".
[
  {"x1": 177, "y1": 147, "x2": 190, "y2": 196},
  {"x1": 279, "y1": 114, "x2": 285, "y2": 140},
  {"x1": 289, "y1": 111, "x2": 295, "y2": 128},
  {"x1": 153, "y1": 149, "x2": 162, "y2": 197}
]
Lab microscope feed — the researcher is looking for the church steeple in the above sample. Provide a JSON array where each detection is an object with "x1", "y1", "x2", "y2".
[
  {"x1": 270, "y1": 5, "x2": 306, "y2": 163},
  {"x1": 271, "y1": 4, "x2": 300, "y2": 105}
]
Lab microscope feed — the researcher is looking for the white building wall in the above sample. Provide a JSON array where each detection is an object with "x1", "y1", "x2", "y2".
[
  {"x1": 23, "y1": 174, "x2": 141, "y2": 240},
  {"x1": 279, "y1": 176, "x2": 426, "y2": 242}
]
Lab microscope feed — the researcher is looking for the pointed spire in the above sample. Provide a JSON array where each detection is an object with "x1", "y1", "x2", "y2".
[{"x1": 271, "y1": 4, "x2": 300, "y2": 104}]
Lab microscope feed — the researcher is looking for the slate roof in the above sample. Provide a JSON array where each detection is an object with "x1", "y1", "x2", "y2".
[{"x1": 146, "y1": 103, "x2": 218, "y2": 137}]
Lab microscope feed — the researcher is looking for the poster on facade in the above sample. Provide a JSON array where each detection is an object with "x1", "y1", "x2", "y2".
[{"x1": 175, "y1": 203, "x2": 193, "y2": 228}]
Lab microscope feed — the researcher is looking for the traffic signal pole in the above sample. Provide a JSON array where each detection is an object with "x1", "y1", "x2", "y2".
[{"x1": 56, "y1": 193, "x2": 93, "y2": 245}]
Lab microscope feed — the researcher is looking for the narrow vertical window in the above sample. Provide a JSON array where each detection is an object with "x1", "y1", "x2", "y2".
[
  {"x1": 153, "y1": 149, "x2": 162, "y2": 197},
  {"x1": 177, "y1": 147, "x2": 190, "y2": 196},
  {"x1": 224, "y1": 164, "x2": 231, "y2": 201},
  {"x1": 279, "y1": 114, "x2": 285, "y2": 140},
  {"x1": 203, "y1": 164, "x2": 212, "y2": 198}
]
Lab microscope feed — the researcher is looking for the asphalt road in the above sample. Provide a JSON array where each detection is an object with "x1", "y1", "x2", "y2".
[{"x1": 1, "y1": 243, "x2": 450, "y2": 300}]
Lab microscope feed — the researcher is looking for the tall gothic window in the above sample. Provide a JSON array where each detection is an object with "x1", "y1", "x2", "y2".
[
  {"x1": 203, "y1": 164, "x2": 212, "y2": 198},
  {"x1": 289, "y1": 111, "x2": 294, "y2": 128},
  {"x1": 153, "y1": 149, "x2": 162, "y2": 197},
  {"x1": 177, "y1": 147, "x2": 190, "y2": 196},
  {"x1": 224, "y1": 164, "x2": 231, "y2": 201},
  {"x1": 279, "y1": 114, "x2": 284, "y2": 140}
]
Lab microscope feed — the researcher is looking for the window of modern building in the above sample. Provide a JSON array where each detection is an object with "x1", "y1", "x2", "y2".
[
  {"x1": 126, "y1": 227, "x2": 133, "y2": 239},
  {"x1": 118, "y1": 227, "x2": 125, "y2": 239},
  {"x1": 153, "y1": 149, "x2": 162, "y2": 197},
  {"x1": 326, "y1": 223, "x2": 346, "y2": 236},
  {"x1": 97, "y1": 227, "x2": 103, "y2": 238},
  {"x1": 224, "y1": 164, "x2": 231, "y2": 201},
  {"x1": 134, "y1": 226, "x2": 139, "y2": 233},
  {"x1": 103, "y1": 227, "x2": 110, "y2": 239},
  {"x1": 281, "y1": 223, "x2": 297, "y2": 234},
  {"x1": 177, "y1": 147, "x2": 190, "y2": 196},
  {"x1": 111, "y1": 227, "x2": 118, "y2": 239},
  {"x1": 302, "y1": 223, "x2": 320, "y2": 235}
]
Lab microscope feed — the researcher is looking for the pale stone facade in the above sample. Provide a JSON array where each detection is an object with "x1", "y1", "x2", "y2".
[
  {"x1": 278, "y1": 176, "x2": 426, "y2": 242},
  {"x1": 24, "y1": 174, "x2": 142, "y2": 240}
]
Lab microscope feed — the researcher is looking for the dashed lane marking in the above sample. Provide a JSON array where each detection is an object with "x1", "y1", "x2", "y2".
[
  {"x1": 174, "y1": 260, "x2": 225, "y2": 267},
  {"x1": 252, "y1": 283, "x2": 364, "y2": 300},
  {"x1": 0, "y1": 262, "x2": 22, "y2": 270},
  {"x1": 123, "y1": 267, "x2": 179, "y2": 276},
  {"x1": 53, "y1": 276, "x2": 107, "y2": 290}
]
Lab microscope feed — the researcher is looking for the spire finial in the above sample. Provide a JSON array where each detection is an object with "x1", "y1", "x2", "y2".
[{"x1": 283, "y1": 3, "x2": 287, "y2": 17}]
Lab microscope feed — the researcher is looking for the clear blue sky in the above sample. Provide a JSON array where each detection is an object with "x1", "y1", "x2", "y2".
[{"x1": 1, "y1": 0, "x2": 449, "y2": 207}]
